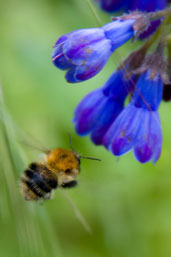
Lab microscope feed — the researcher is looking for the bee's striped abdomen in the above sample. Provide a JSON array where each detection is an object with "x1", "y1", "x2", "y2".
[{"x1": 20, "y1": 163, "x2": 58, "y2": 201}]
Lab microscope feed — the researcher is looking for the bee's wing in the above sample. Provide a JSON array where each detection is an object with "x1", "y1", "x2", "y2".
[{"x1": 19, "y1": 135, "x2": 49, "y2": 154}]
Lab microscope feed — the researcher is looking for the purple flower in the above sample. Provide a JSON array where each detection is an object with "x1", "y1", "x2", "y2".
[
  {"x1": 73, "y1": 69, "x2": 133, "y2": 144},
  {"x1": 97, "y1": 0, "x2": 128, "y2": 12},
  {"x1": 103, "y1": 70, "x2": 163, "y2": 163},
  {"x1": 129, "y1": 0, "x2": 167, "y2": 13},
  {"x1": 52, "y1": 19, "x2": 135, "y2": 83},
  {"x1": 97, "y1": 0, "x2": 167, "y2": 13}
]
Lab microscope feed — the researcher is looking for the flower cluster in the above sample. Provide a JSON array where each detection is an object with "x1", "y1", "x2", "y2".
[
  {"x1": 103, "y1": 69, "x2": 163, "y2": 163},
  {"x1": 73, "y1": 47, "x2": 166, "y2": 163},
  {"x1": 52, "y1": 6, "x2": 171, "y2": 163}
]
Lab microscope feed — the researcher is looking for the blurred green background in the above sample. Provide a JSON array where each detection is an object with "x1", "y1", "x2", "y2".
[{"x1": 0, "y1": 0, "x2": 171, "y2": 257}]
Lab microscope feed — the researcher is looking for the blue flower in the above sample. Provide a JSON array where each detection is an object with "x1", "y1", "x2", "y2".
[
  {"x1": 97, "y1": 0, "x2": 167, "y2": 13},
  {"x1": 103, "y1": 70, "x2": 163, "y2": 163},
  {"x1": 129, "y1": 0, "x2": 167, "y2": 13},
  {"x1": 97, "y1": 0, "x2": 128, "y2": 12},
  {"x1": 73, "y1": 69, "x2": 133, "y2": 144},
  {"x1": 52, "y1": 19, "x2": 135, "y2": 83}
]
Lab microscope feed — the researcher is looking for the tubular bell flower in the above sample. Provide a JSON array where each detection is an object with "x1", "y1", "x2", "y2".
[
  {"x1": 73, "y1": 68, "x2": 134, "y2": 144},
  {"x1": 103, "y1": 69, "x2": 163, "y2": 163},
  {"x1": 52, "y1": 4, "x2": 171, "y2": 164},
  {"x1": 52, "y1": 14, "x2": 148, "y2": 83},
  {"x1": 73, "y1": 39, "x2": 167, "y2": 163}
]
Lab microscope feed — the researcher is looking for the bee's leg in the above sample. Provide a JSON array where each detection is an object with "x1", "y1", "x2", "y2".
[
  {"x1": 45, "y1": 178, "x2": 58, "y2": 189},
  {"x1": 61, "y1": 180, "x2": 78, "y2": 188}
]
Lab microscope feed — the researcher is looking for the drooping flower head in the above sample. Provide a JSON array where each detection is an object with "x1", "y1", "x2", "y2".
[
  {"x1": 73, "y1": 39, "x2": 167, "y2": 163},
  {"x1": 103, "y1": 69, "x2": 163, "y2": 163},
  {"x1": 52, "y1": 12, "x2": 150, "y2": 83},
  {"x1": 102, "y1": 44, "x2": 167, "y2": 163}
]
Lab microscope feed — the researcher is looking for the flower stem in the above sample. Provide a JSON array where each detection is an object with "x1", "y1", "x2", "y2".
[{"x1": 149, "y1": 7, "x2": 171, "y2": 21}]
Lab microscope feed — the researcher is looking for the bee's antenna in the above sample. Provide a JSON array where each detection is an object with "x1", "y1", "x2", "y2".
[
  {"x1": 79, "y1": 156, "x2": 101, "y2": 162},
  {"x1": 68, "y1": 133, "x2": 75, "y2": 152},
  {"x1": 68, "y1": 134, "x2": 101, "y2": 161}
]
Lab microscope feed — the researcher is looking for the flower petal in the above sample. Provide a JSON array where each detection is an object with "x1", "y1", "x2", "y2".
[
  {"x1": 73, "y1": 89, "x2": 106, "y2": 135},
  {"x1": 102, "y1": 68, "x2": 134, "y2": 99},
  {"x1": 65, "y1": 67, "x2": 77, "y2": 83},
  {"x1": 63, "y1": 29, "x2": 106, "y2": 65},
  {"x1": 103, "y1": 19, "x2": 135, "y2": 51},
  {"x1": 52, "y1": 34, "x2": 73, "y2": 70},
  {"x1": 52, "y1": 44, "x2": 74, "y2": 70},
  {"x1": 103, "y1": 104, "x2": 141, "y2": 153},
  {"x1": 134, "y1": 111, "x2": 162, "y2": 163},
  {"x1": 71, "y1": 39, "x2": 112, "y2": 82},
  {"x1": 90, "y1": 98, "x2": 124, "y2": 145},
  {"x1": 133, "y1": 109, "x2": 152, "y2": 163},
  {"x1": 131, "y1": 70, "x2": 163, "y2": 111}
]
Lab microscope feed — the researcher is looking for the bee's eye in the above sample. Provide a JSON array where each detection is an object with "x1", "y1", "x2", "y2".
[{"x1": 65, "y1": 169, "x2": 72, "y2": 174}]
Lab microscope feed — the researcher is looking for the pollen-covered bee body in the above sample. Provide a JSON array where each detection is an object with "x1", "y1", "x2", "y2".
[{"x1": 20, "y1": 148, "x2": 80, "y2": 201}]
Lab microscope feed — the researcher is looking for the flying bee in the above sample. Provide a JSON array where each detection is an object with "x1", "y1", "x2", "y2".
[{"x1": 20, "y1": 136, "x2": 100, "y2": 201}]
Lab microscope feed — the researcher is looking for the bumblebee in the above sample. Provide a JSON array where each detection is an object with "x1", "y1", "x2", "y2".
[{"x1": 20, "y1": 141, "x2": 100, "y2": 201}]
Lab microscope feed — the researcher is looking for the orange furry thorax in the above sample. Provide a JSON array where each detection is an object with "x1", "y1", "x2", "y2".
[{"x1": 46, "y1": 148, "x2": 79, "y2": 172}]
